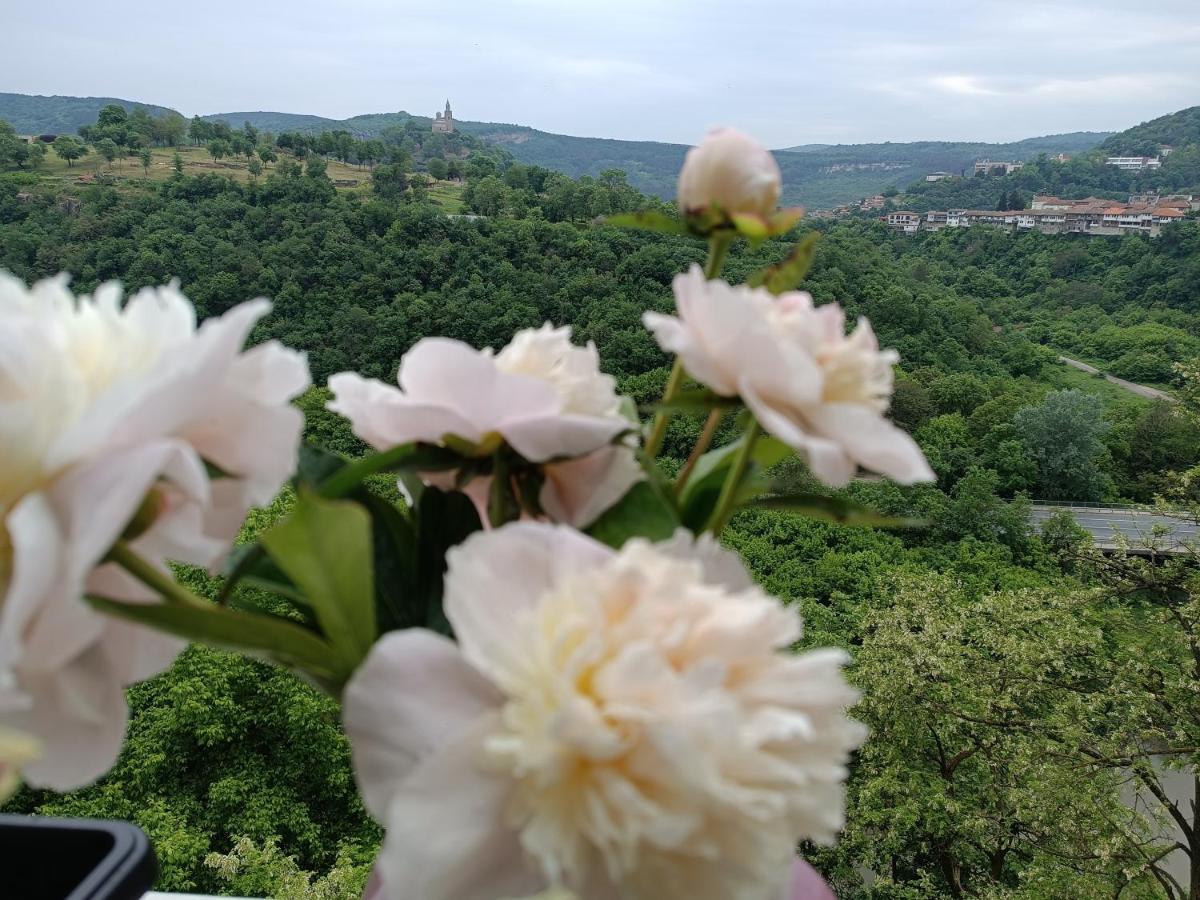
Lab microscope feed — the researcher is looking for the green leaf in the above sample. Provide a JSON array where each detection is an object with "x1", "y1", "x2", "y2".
[
  {"x1": 87, "y1": 595, "x2": 339, "y2": 681},
  {"x1": 730, "y1": 212, "x2": 770, "y2": 241},
  {"x1": 359, "y1": 493, "x2": 422, "y2": 634},
  {"x1": 679, "y1": 435, "x2": 792, "y2": 531},
  {"x1": 648, "y1": 388, "x2": 739, "y2": 414},
  {"x1": 751, "y1": 492, "x2": 928, "y2": 528},
  {"x1": 604, "y1": 210, "x2": 690, "y2": 235},
  {"x1": 315, "y1": 443, "x2": 461, "y2": 499},
  {"x1": 488, "y1": 453, "x2": 520, "y2": 527},
  {"x1": 415, "y1": 487, "x2": 483, "y2": 635},
  {"x1": 261, "y1": 492, "x2": 377, "y2": 668},
  {"x1": 747, "y1": 231, "x2": 820, "y2": 295},
  {"x1": 294, "y1": 443, "x2": 348, "y2": 492},
  {"x1": 587, "y1": 480, "x2": 680, "y2": 549},
  {"x1": 219, "y1": 543, "x2": 303, "y2": 606}
]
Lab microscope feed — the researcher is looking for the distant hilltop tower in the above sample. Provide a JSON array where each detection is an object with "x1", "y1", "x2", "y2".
[{"x1": 432, "y1": 100, "x2": 454, "y2": 134}]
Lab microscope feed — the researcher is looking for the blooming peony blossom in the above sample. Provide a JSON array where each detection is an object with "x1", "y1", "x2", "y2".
[
  {"x1": 343, "y1": 523, "x2": 865, "y2": 900},
  {"x1": 328, "y1": 325, "x2": 641, "y2": 526},
  {"x1": 644, "y1": 266, "x2": 934, "y2": 487},
  {"x1": 0, "y1": 272, "x2": 309, "y2": 789},
  {"x1": 677, "y1": 127, "x2": 782, "y2": 217}
]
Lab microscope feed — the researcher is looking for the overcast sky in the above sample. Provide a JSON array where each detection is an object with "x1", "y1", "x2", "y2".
[{"x1": 4, "y1": 0, "x2": 1198, "y2": 147}]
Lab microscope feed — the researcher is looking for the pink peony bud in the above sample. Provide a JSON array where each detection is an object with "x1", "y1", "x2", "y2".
[{"x1": 677, "y1": 127, "x2": 782, "y2": 217}]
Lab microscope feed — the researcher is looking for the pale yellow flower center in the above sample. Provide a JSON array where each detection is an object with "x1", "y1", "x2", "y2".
[{"x1": 0, "y1": 727, "x2": 40, "y2": 803}]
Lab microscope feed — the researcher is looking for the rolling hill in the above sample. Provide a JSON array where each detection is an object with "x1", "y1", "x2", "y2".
[
  {"x1": 3, "y1": 91, "x2": 1113, "y2": 208},
  {"x1": 0, "y1": 92, "x2": 178, "y2": 135},
  {"x1": 1099, "y1": 105, "x2": 1200, "y2": 156}
]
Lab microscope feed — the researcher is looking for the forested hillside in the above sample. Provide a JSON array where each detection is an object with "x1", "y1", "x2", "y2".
[
  {"x1": 897, "y1": 106, "x2": 1200, "y2": 212},
  {"x1": 2, "y1": 117, "x2": 1200, "y2": 896},
  {"x1": 0, "y1": 92, "x2": 178, "y2": 135},
  {"x1": 1100, "y1": 104, "x2": 1200, "y2": 155},
  {"x1": 456, "y1": 124, "x2": 1108, "y2": 209},
  {"x1": 2, "y1": 91, "x2": 1109, "y2": 208}
]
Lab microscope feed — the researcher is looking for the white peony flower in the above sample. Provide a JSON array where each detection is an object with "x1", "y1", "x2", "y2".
[
  {"x1": 0, "y1": 272, "x2": 309, "y2": 789},
  {"x1": 0, "y1": 726, "x2": 40, "y2": 803},
  {"x1": 644, "y1": 266, "x2": 934, "y2": 487},
  {"x1": 677, "y1": 127, "x2": 782, "y2": 217},
  {"x1": 328, "y1": 326, "x2": 641, "y2": 526},
  {"x1": 343, "y1": 523, "x2": 865, "y2": 900}
]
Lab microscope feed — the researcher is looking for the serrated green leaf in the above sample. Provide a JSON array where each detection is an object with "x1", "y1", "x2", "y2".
[
  {"x1": 604, "y1": 210, "x2": 690, "y2": 235},
  {"x1": 587, "y1": 480, "x2": 680, "y2": 549},
  {"x1": 751, "y1": 492, "x2": 927, "y2": 528},
  {"x1": 261, "y1": 492, "x2": 377, "y2": 668},
  {"x1": 87, "y1": 595, "x2": 340, "y2": 681},
  {"x1": 747, "y1": 232, "x2": 820, "y2": 295}
]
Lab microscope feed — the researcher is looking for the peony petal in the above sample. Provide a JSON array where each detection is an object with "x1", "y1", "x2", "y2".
[
  {"x1": 780, "y1": 859, "x2": 837, "y2": 900},
  {"x1": 540, "y1": 445, "x2": 644, "y2": 528},
  {"x1": 400, "y1": 337, "x2": 561, "y2": 436},
  {"x1": 378, "y1": 716, "x2": 544, "y2": 900},
  {"x1": 501, "y1": 413, "x2": 626, "y2": 463},
  {"x1": 328, "y1": 371, "x2": 482, "y2": 449},
  {"x1": 803, "y1": 404, "x2": 935, "y2": 484},
  {"x1": 181, "y1": 340, "x2": 308, "y2": 502},
  {"x1": 654, "y1": 529, "x2": 754, "y2": 591},
  {"x1": 343, "y1": 629, "x2": 502, "y2": 820},
  {"x1": 9, "y1": 644, "x2": 130, "y2": 791},
  {"x1": 0, "y1": 493, "x2": 88, "y2": 674},
  {"x1": 444, "y1": 523, "x2": 612, "y2": 690}
]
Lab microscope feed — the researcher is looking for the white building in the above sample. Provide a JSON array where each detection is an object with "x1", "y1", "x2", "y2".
[
  {"x1": 1105, "y1": 156, "x2": 1161, "y2": 172},
  {"x1": 974, "y1": 160, "x2": 1023, "y2": 176},
  {"x1": 925, "y1": 171, "x2": 953, "y2": 182},
  {"x1": 883, "y1": 211, "x2": 920, "y2": 233}
]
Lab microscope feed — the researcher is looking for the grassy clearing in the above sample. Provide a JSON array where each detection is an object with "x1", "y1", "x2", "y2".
[
  {"x1": 1047, "y1": 360, "x2": 1153, "y2": 407},
  {"x1": 25, "y1": 146, "x2": 465, "y2": 209},
  {"x1": 424, "y1": 179, "x2": 466, "y2": 214}
]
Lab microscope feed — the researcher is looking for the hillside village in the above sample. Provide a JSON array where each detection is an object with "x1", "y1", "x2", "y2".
[{"x1": 881, "y1": 192, "x2": 1197, "y2": 237}]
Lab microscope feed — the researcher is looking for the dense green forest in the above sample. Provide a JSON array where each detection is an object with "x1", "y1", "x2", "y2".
[
  {"x1": 3, "y1": 110, "x2": 1200, "y2": 896},
  {"x1": 1101, "y1": 105, "x2": 1200, "y2": 156}
]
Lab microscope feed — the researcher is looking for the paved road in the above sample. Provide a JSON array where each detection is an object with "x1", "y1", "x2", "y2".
[
  {"x1": 1059, "y1": 356, "x2": 1175, "y2": 402},
  {"x1": 1030, "y1": 504, "x2": 1199, "y2": 552}
]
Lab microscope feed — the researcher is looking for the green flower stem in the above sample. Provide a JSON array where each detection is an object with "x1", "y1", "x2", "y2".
[
  {"x1": 644, "y1": 233, "x2": 735, "y2": 459},
  {"x1": 707, "y1": 418, "x2": 761, "y2": 534},
  {"x1": 675, "y1": 408, "x2": 724, "y2": 497},
  {"x1": 107, "y1": 540, "x2": 209, "y2": 608},
  {"x1": 643, "y1": 357, "x2": 684, "y2": 458},
  {"x1": 704, "y1": 232, "x2": 733, "y2": 280}
]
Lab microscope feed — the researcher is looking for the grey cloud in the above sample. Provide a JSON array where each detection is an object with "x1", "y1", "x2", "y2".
[{"x1": 1, "y1": 0, "x2": 1197, "y2": 145}]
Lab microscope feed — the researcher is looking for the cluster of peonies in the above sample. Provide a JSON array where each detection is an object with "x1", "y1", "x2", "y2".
[
  {"x1": 329, "y1": 324, "x2": 642, "y2": 527},
  {"x1": 344, "y1": 524, "x2": 865, "y2": 900},
  {"x1": 0, "y1": 124, "x2": 933, "y2": 900},
  {"x1": 645, "y1": 266, "x2": 933, "y2": 487},
  {"x1": 0, "y1": 274, "x2": 309, "y2": 789}
]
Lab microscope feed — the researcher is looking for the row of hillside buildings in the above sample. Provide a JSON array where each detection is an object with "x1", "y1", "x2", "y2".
[{"x1": 881, "y1": 193, "x2": 1196, "y2": 238}]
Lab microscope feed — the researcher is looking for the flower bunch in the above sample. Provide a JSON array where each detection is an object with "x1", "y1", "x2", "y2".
[
  {"x1": 0, "y1": 125, "x2": 931, "y2": 899},
  {"x1": 0, "y1": 274, "x2": 308, "y2": 788}
]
